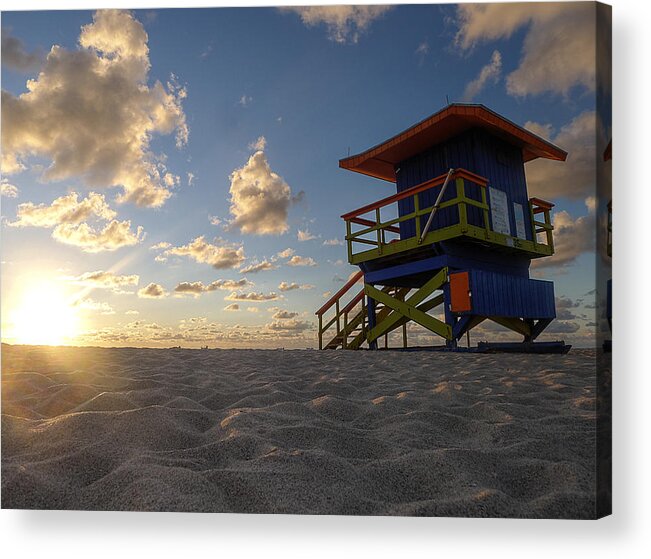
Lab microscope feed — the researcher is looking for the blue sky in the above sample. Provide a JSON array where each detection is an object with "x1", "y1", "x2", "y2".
[{"x1": 0, "y1": 4, "x2": 609, "y2": 347}]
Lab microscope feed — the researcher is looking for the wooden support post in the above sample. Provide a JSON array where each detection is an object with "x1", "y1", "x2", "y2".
[
  {"x1": 480, "y1": 185, "x2": 490, "y2": 237},
  {"x1": 367, "y1": 292, "x2": 378, "y2": 350},
  {"x1": 529, "y1": 203, "x2": 538, "y2": 249},
  {"x1": 346, "y1": 219, "x2": 353, "y2": 263},
  {"x1": 335, "y1": 300, "x2": 340, "y2": 336},
  {"x1": 343, "y1": 311, "x2": 348, "y2": 349},
  {"x1": 456, "y1": 178, "x2": 467, "y2": 232},
  {"x1": 318, "y1": 314, "x2": 323, "y2": 350},
  {"x1": 414, "y1": 194, "x2": 421, "y2": 240},
  {"x1": 376, "y1": 208, "x2": 382, "y2": 254},
  {"x1": 544, "y1": 209, "x2": 554, "y2": 252},
  {"x1": 402, "y1": 322, "x2": 408, "y2": 348},
  {"x1": 443, "y1": 281, "x2": 457, "y2": 349}
]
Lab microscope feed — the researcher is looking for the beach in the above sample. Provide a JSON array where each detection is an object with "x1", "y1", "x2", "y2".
[{"x1": 1, "y1": 344, "x2": 601, "y2": 517}]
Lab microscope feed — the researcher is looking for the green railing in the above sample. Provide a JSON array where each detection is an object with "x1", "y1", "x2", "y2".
[{"x1": 341, "y1": 168, "x2": 555, "y2": 265}]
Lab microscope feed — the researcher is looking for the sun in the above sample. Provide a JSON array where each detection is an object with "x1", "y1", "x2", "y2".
[{"x1": 7, "y1": 280, "x2": 82, "y2": 346}]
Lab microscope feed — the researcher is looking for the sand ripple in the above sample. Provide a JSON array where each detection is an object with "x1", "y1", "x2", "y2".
[{"x1": 1, "y1": 345, "x2": 602, "y2": 517}]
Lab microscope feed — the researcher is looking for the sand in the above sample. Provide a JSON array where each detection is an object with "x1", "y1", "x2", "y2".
[{"x1": 1, "y1": 344, "x2": 601, "y2": 517}]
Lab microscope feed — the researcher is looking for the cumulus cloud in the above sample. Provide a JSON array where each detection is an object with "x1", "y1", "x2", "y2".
[
  {"x1": 1, "y1": 178, "x2": 19, "y2": 198},
  {"x1": 164, "y1": 236, "x2": 245, "y2": 269},
  {"x1": 248, "y1": 136, "x2": 267, "y2": 151},
  {"x1": 52, "y1": 219, "x2": 144, "y2": 253},
  {"x1": 532, "y1": 198, "x2": 595, "y2": 269},
  {"x1": 174, "y1": 278, "x2": 251, "y2": 296},
  {"x1": 138, "y1": 282, "x2": 167, "y2": 298},
  {"x1": 225, "y1": 291, "x2": 280, "y2": 302},
  {"x1": 68, "y1": 270, "x2": 140, "y2": 291},
  {"x1": 272, "y1": 310, "x2": 298, "y2": 319},
  {"x1": 8, "y1": 191, "x2": 144, "y2": 252},
  {"x1": 150, "y1": 241, "x2": 171, "y2": 250},
  {"x1": 266, "y1": 319, "x2": 311, "y2": 332},
  {"x1": 323, "y1": 238, "x2": 343, "y2": 246},
  {"x1": 455, "y1": 2, "x2": 597, "y2": 97},
  {"x1": 1, "y1": 28, "x2": 42, "y2": 71},
  {"x1": 228, "y1": 147, "x2": 299, "y2": 235},
  {"x1": 297, "y1": 228, "x2": 317, "y2": 241},
  {"x1": 277, "y1": 248, "x2": 295, "y2": 259},
  {"x1": 287, "y1": 255, "x2": 317, "y2": 267},
  {"x1": 281, "y1": 6, "x2": 392, "y2": 44},
  {"x1": 278, "y1": 281, "x2": 314, "y2": 292},
  {"x1": 525, "y1": 111, "x2": 597, "y2": 200},
  {"x1": 1, "y1": 10, "x2": 188, "y2": 207},
  {"x1": 462, "y1": 50, "x2": 502, "y2": 101},
  {"x1": 239, "y1": 260, "x2": 276, "y2": 274},
  {"x1": 224, "y1": 303, "x2": 240, "y2": 311},
  {"x1": 9, "y1": 192, "x2": 116, "y2": 227},
  {"x1": 74, "y1": 297, "x2": 115, "y2": 315}
]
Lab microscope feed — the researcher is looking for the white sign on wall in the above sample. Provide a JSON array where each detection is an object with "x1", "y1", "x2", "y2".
[
  {"x1": 513, "y1": 202, "x2": 526, "y2": 239},
  {"x1": 489, "y1": 187, "x2": 511, "y2": 236}
]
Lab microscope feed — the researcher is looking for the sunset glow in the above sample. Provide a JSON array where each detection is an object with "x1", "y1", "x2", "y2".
[{"x1": 7, "y1": 281, "x2": 81, "y2": 345}]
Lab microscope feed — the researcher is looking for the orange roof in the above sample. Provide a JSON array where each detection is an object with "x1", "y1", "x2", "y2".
[{"x1": 339, "y1": 103, "x2": 568, "y2": 183}]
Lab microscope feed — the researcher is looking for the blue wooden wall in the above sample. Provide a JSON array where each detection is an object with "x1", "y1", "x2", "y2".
[
  {"x1": 395, "y1": 128, "x2": 534, "y2": 243},
  {"x1": 462, "y1": 269, "x2": 555, "y2": 319}
]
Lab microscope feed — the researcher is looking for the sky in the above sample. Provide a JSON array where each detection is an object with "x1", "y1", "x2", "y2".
[{"x1": 0, "y1": 3, "x2": 611, "y2": 348}]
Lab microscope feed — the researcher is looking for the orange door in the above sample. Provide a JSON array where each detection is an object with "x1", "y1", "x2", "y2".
[{"x1": 450, "y1": 272, "x2": 472, "y2": 313}]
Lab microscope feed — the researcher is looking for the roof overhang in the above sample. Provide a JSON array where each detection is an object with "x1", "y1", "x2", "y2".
[{"x1": 339, "y1": 104, "x2": 568, "y2": 183}]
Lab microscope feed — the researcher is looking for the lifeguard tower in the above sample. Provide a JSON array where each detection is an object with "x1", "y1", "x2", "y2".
[{"x1": 316, "y1": 104, "x2": 570, "y2": 352}]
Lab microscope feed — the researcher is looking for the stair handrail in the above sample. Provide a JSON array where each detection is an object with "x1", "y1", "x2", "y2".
[{"x1": 315, "y1": 270, "x2": 363, "y2": 316}]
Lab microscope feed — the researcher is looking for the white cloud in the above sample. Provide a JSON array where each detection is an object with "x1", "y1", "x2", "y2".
[
  {"x1": 532, "y1": 198, "x2": 595, "y2": 269},
  {"x1": 239, "y1": 260, "x2": 276, "y2": 274},
  {"x1": 228, "y1": 148, "x2": 298, "y2": 235},
  {"x1": 209, "y1": 216, "x2": 222, "y2": 226},
  {"x1": 137, "y1": 282, "x2": 167, "y2": 298},
  {"x1": 1, "y1": 10, "x2": 188, "y2": 207},
  {"x1": 150, "y1": 241, "x2": 171, "y2": 250},
  {"x1": 297, "y1": 228, "x2": 317, "y2": 241},
  {"x1": 224, "y1": 303, "x2": 240, "y2": 311},
  {"x1": 74, "y1": 297, "x2": 115, "y2": 315},
  {"x1": 68, "y1": 270, "x2": 140, "y2": 291},
  {"x1": 266, "y1": 319, "x2": 311, "y2": 332},
  {"x1": 1, "y1": 178, "x2": 19, "y2": 198},
  {"x1": 8, "y1": 191, "x2": 144, "y2": 252},
  {"x1": 238, "y1": 94, "x2": 252, "y2": 107},
  {"x1": 278, "y1": 281, "x2": 314, "y2": 292},
  {"x1": 277, "y1": 247, "x2": 295, "y2": 259},
  {"x1": 525, "y1": 111, "x2": 597, "y2": 200},
  {"x1": 9, "y1": 192, "x2": 116, "y2": 228},
  {"x1": 225, "y1": 291, "x2": 280, "y2": 302},
  {"x1": 125, "y1": 310, "x2": 140, "y2": 315},
  {"x1": 272, "y1": 309, "x2": 298, "y2": 319},
  {"x1": 323, "y1": 238, "x2": 343, "y2": 246},
  {"x1": 52, "y1": 219, "x2": 144, "y2": 253},
  {"x1": 462, "y1": 50, "x2": 502, "y2": 101},
  {"x1": 248, "y1": 136, "x2": 267, "y2": 151},
  {"x1": 287, "y1": 255, "x2": 317, "y2": 267},
  {"x1": 187, "y1": 172, "x2": 195, "y2": 186},
  {"x1": 281, "y1": 6, "x2": 392, "y2": 44},
  {"x1": 164, "y1": 236, "x2": 245, "y2": 269},
  {"x1": 174, "y1": 278, "x2": 251, "y2": 296},
  {"x1": 455, "y1": 3, "x2": 597, "y2": 97}
]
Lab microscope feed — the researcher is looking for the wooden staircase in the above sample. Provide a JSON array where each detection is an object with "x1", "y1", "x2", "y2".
[{"x1": 316, "y1": 271, "x2": 411, "y2": 350}]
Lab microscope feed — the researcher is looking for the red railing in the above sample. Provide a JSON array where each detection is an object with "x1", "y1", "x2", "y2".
[
  {"x1": 315, "y1": 270, "x2": 366, "y2": 350},
  {"x1": 341, "y1": 168, "x2": 488, "y2": 221}
]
